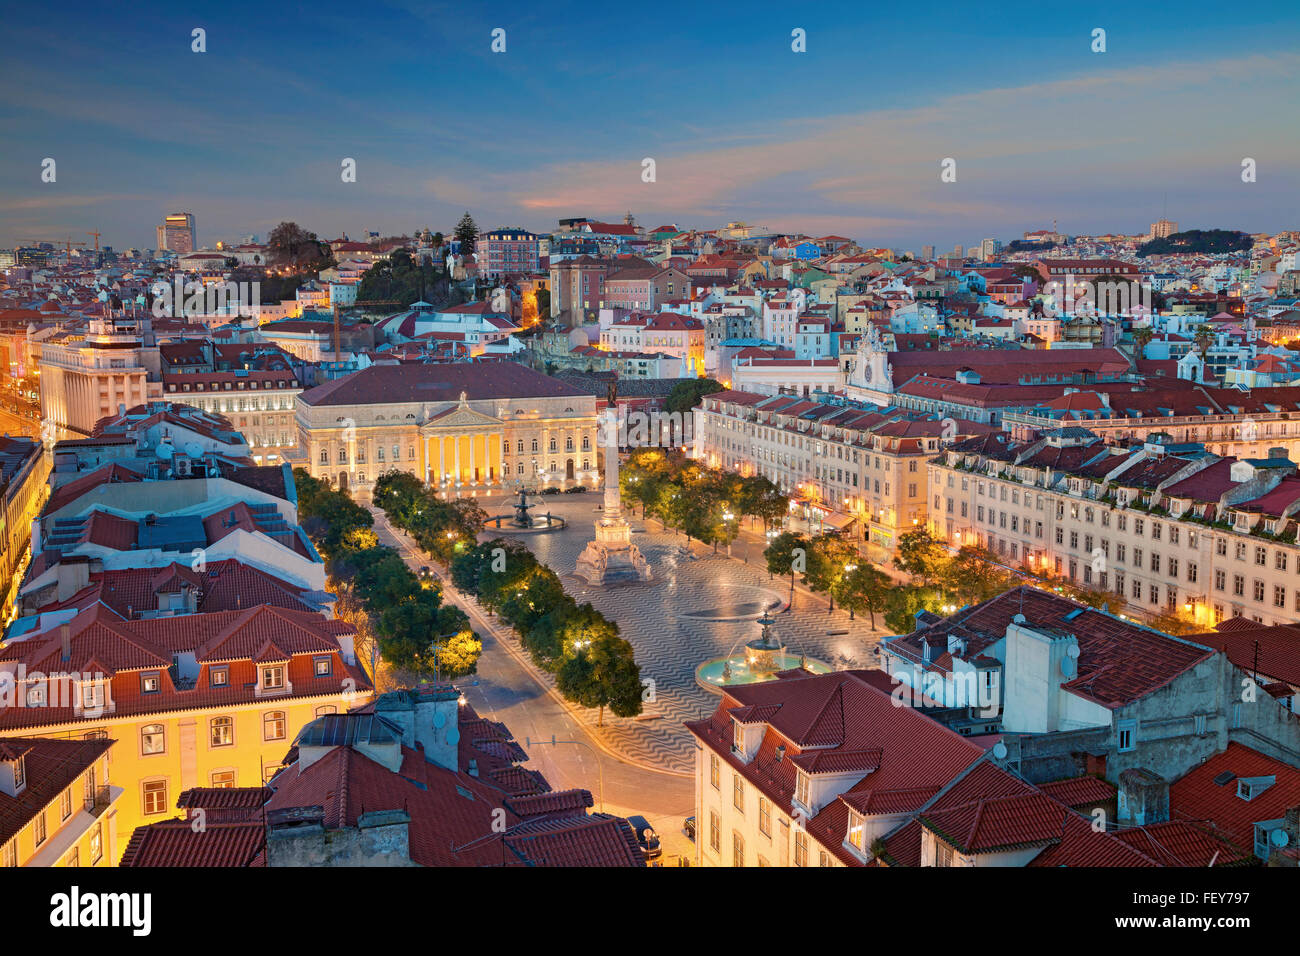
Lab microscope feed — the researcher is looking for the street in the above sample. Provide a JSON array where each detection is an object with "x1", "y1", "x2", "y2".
[{"x1": 368, "y1": 501, "x2": 698, "y2": 865}]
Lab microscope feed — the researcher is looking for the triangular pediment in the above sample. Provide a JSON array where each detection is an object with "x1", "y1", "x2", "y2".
[{"x1": 423, "y1": 405, "x2": 502, "y2": 429}]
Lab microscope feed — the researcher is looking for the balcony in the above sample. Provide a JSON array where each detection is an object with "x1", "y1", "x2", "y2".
[{"x1": 84, "y1": 784, "x2": 113, "y2": 816}]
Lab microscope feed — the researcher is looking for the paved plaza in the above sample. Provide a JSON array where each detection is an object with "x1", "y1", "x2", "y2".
[{"x1": 472, "y1": 494, "x2": 886, "y2": 774}]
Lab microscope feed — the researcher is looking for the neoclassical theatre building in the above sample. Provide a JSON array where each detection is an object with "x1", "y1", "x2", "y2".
[{"x1": 295, "y1": 362, "x2": 599, "y2": 493}]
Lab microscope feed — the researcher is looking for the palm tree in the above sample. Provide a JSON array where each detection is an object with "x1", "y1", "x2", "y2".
[
  {"x1": 1194, "y1": 325, "x2": 1214, "y2": 358},
  {"x1": 1132, "y1": 326, "x2": 1155, "y2": 355}
]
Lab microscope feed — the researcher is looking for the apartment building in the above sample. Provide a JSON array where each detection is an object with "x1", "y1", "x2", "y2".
[
  {"x1": 162, "y1": 370, "x2": 302, "y2": 463},
  {"x1": 0, "y1": 736, "x2": 121, "y2": 867},
  {"x1": 39, "y1": 314, "x2": 164, "y2": 436},
  {"x1": 0, "y1": 436, "x2": 49, "y2": 615},
  {"x1": 685, "y1": 667, "x2": 1166, "y2": 867},
  {"x1": 477, "y1": 228, "x2": 541, "y2": 280},
  {"x1": 1003, "y1": 383, "x2": 1300, "y2": 460},
  {"x1": 695, "y1": 390, "x2": 993, "y2": 556},
  {"x1": 931, "y1": 428, "x2": 1300, "y2": 628}
]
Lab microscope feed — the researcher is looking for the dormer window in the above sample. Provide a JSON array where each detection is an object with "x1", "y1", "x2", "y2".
[
  {"x1": 1238, "y1": 775, "x2": 1276, "y2": 801},
  {"x1": 80, "y1": 679, "x2": 106, "y2": 712},
  {"x1": 795, "y1": 769, "x2": 811, "y2": 808},
  {"x1": 11, "y1": 756, "x2": 24, "y2": 791},
  {"x1": 261, "y1": 665, "x2": 285, "y2": 690},
  {"x1": 846, "y1": 811, "x2": 866, "y2": 853}
]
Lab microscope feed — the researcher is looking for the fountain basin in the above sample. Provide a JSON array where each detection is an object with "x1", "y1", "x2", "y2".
[{"x1": 695, "y1": 654, "x2": 832, "y2": 694}]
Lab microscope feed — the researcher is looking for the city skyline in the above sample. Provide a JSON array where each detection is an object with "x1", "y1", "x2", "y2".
[{"x1": 1, "y1": 0, "x2": 1298, "y2": 250}]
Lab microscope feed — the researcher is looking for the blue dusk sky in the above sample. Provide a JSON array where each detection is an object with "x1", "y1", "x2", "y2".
[{"x1": 0, "y1": 0, "x2": 1296, "y2": 251}]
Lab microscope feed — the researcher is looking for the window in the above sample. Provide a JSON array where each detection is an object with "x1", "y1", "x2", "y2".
[
  {"x1": 210, "y1": 666, "x2": 229, "y2": 687},
  {"x1": 313, "y1": 656, "x2": 332, "y2": 677},
  {"x1": 2, "y1": 840, "x2": 16, "y2": 868},
  {"x1": 34, "y1": 811, "x2": 47, "y2": 847},
  {"x1": 60, "y1": 788, "x2": 72, "y2": 821},
  {"x1": 733, "y1": 773, "x2": 744, "y2": 813},
  {"x1": 261, "y1": 665, "x2": 285, "y2": 689},
  {"x1": 1117, "y1": 719, "x2": 1136, "y2": 752},
  {"x1": 210, "y1": 716, "x2": 234, "y2": 747},
  {"x1": 89, "y1": 823, "x2": 102, "y2": 864},
  {"x1": 709, "y1": 753, "x2": 720, "y2": 790},
  {"x1": 264, "y1": 711, "x2": 287, "y2": 741},
  {"x1": 141, "y1": 723, "x2": 165, "y2": 755},
  {"x1": 935, "y1": 840, "x2": 953, "y2": 867},
  {"x1": 759, "y1": 797, "x2": 771, "y2": 837},
  {"x1": 709, "y1": 811, "x2": 721, "y2": 852},
  {"x1": 210, "y1": 770, "x2": 236, "y2": 789},
  {"x1": 143, "y1": 780, "x2": 167, "y2": 815},
  {"x1": 847, "y1": 811, "x2": 865, "y2": 851},
  {"x1": 64, "y1": 847, "x2": 78, "y2": 867},
  {"x1": 794, "y1": 830, "x2": 808, "y2": 867},
  {"x1": 315, "y1": 705, "x2": 337, "y2": 717},
  {"x1": 80, "y1": 680, "x2": 106, "y2": 711},
  {"x1": 733, "y1": 832, "x2": 745, "y2": 867},
  {"x1": 141, "y1": 672, "x2": 160, "y2": 694}
]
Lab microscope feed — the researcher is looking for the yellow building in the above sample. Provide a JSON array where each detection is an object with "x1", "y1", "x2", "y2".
[
  {"x1": 0, "y1": 736, "x2": 120, "y2": 867},
  {"x1": 0, "y1": 604, "x2": 372, "y2": 858}
]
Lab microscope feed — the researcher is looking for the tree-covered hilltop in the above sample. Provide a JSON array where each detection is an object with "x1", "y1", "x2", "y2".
[{"x1": 1137, "y1": 229, "x2": 1251, "y2": 258}]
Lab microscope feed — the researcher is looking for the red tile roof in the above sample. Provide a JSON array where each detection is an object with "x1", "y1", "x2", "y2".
[{"x1": 1170, "y1": 742, "x2": 1300, "y2": 853}]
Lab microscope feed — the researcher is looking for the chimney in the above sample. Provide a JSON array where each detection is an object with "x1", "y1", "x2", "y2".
[
  {"x1": 56, "y1": 558, "x2": 89, "y2": 601},
  {"x1": 409, "y1": 683, "x2": 461, "y2": 773},
  {"x1": 1117, "y1": 767, "x2": 1169, "y2": 825},
  {"x1": 60, "y1": 624, "x2": 71, "y2": 663}
]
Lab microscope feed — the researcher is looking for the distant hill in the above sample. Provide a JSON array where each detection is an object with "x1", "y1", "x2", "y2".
[{"x1": 1137, "y1": 229, "x2": 1251, "y2": 258}]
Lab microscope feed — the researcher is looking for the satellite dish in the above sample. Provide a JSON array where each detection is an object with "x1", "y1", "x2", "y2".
[
  {"x1": 992, "y1": 742, "x2": 1008, "y2": 760},
  {"x1": 432, "y1": 710, "x2": 446, "y2": 729},
  {"x1": 184, "y1": 442, "x2": 204, "y2": 459},
  {"x1": 1061, "y1": 655, "x2": 1078, "y2": 678},
  {"x1": 446, "y1": 727, "x2": 460, "y2": 744},
  {"x1": 155, "y1": 443, "x2": 174, "y2": 460},
  {"x1": 1271, "y1": 828, "x2": 1290, "y2": 848}
]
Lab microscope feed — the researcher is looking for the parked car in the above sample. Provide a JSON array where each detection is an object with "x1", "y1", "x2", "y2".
[
  {"x1": 563, "y1": 485, "x2": 587, "y2": 494},
  {"x1": 683, "y1": 815, "x2": 696, "y2": 843},
  {"x1": 626, "y1": 815, "x2": 661, "y2": 859}
]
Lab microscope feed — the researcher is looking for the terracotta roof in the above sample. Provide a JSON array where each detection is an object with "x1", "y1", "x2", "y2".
[
  {"x1": 0, "y1": 736, "x2": 114, "y2": 846},
  {"x1": 299, "y1": 362, "x2": 587, "y2": 407},
  {"x1": 1170, "y1": 742, "x2": 1300, "y2": 853}
]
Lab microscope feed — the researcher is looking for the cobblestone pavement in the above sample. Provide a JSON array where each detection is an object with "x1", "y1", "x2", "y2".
[{"x1": 473, "y1": 493, "x2": 886, "y2": 774}]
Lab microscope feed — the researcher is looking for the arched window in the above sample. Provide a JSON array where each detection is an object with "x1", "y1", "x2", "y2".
[
  {"x1": 141, "y1": 724, "x2": 165, "y2": 755},
  {"x1": 531, "y1": 439, "x2": 539, "y2": 452},
  {"x1": 263, "y1": 711, "x2": 286, "y2": 741}
]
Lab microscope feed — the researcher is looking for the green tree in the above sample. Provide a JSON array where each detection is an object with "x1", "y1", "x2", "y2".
[
  {"x1": 835, "y1": 561, "x2": 891, "y2": 627},
  {"x1": 454, "y1": 212, "x2": 479, "y2": 255},
  {"x1": 555, "y1": 631, "x2": 642, "y2": 726},
  {"x1": 805, "y1": 532, "x2": 858, "y2": 611},
  {"x1": 267, "y1": 221, "x2": 333, "y2": 273},
  {"x1": 665, "y1": 377, "x2": 725, "y2": 415},
  {"x1": 894, "y1": 527, "x2": 948, "y2": 587},
  {"x1": 765, "y1": 530, "x2": 810, "y2": 601},
  {"x1": 524, "y1": 600, "x2": 615, "y2": 673}
]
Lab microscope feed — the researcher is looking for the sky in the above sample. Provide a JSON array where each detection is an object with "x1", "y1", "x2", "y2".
[{"x1": 1, "y1": 0, "x2": 1297, "y2": 253}]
